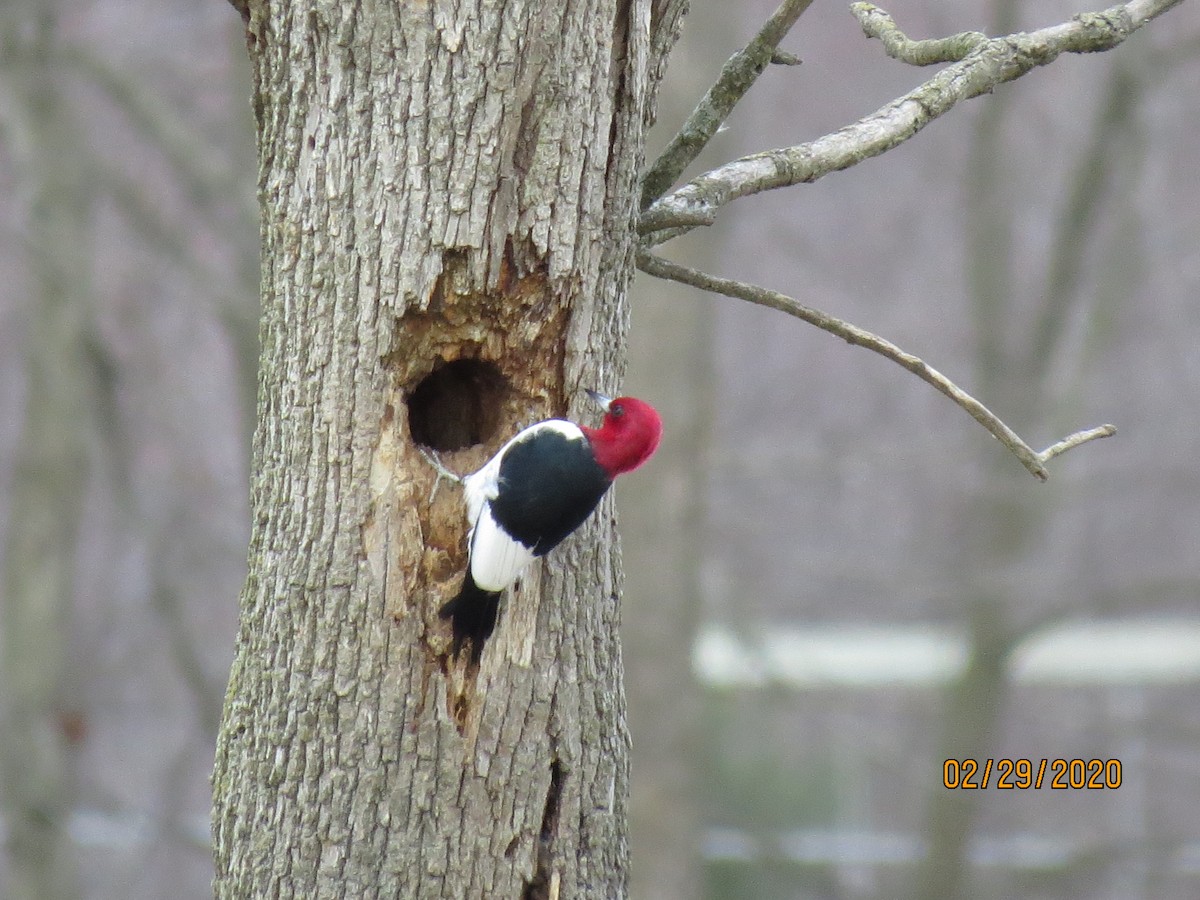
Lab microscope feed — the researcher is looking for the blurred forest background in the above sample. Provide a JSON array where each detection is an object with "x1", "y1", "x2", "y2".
[{"x1": 2, "y1": 0, "x2": 1198, "y2": 898}]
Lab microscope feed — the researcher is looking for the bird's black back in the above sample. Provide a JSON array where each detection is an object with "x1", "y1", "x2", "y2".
[{"x1": 489, "y1": 427, "x2": 611, "y2": 555}]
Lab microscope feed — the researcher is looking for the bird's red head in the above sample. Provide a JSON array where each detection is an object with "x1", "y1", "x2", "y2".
[{"x1": 581, "y1": 391, "x2": 663, "y2": 479}]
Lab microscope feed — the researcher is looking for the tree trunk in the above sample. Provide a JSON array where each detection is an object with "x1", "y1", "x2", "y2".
[{"x1": 212, "y1": 1, "x2": 685, "y2": 896}]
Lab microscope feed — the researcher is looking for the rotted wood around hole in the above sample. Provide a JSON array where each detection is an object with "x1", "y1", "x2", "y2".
[{"x1": 366, "y1": 254, "x2": 569, "y2": 731}]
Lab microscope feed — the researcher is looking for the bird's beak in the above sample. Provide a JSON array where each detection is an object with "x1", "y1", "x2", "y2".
[{"x1": 585, "y1": 389, "x2": 612, "y2": 411}]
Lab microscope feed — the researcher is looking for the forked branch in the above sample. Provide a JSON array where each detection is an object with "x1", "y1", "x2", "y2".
[
  {"x1": 639, "y1": 0, "x2": 1186, "y2": 241},
  {"x1": 639, "y1": 0, "x2": 814, "y2": 210},
  {"x1": 637, "y1": 251, "x2": 1116, "y2": 481}
]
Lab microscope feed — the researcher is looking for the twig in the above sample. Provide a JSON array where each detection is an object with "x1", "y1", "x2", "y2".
[
  {"x1": 850, "y1": 3, "x2": 985, "y2": 65},
  {"x1": 639, "y1": 0, "x2": 814, "y2": 211},
  {"x1": 1036, "y1": 425, "x2": 1117, "y2": 465},
  {"x1": 636, "y1": 251, "x2": 1116, "y2": 481},
  {"x1": 639, "y1": 0, "x2": 1186, "y2": 240}
]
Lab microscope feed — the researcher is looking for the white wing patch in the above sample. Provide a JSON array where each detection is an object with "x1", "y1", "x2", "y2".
[
  {"x1": 468, "y1": 503, "x2": 536, "y2": 592},
  {"x1": 458, "y1": 419, "x2": 585, "y2": 593}
]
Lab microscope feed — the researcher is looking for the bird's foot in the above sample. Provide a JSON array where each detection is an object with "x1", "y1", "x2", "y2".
[{"x1": 419, "y1": 447, "x2": 462, "y2": 503}]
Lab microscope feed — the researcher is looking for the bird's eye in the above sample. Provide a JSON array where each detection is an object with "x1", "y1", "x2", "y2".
[{"x1": 611, "y1": 404, "x2": 624, "y2": 417}]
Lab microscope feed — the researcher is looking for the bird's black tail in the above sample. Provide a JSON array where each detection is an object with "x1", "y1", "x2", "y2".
[{"x1": 438, "y1": 575, "x2": 501, "y2": 664}]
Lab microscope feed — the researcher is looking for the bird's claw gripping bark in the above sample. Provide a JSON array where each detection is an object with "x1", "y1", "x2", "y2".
[{"x1": 418, "y1": 447, "x2": 462, "y2": 503}]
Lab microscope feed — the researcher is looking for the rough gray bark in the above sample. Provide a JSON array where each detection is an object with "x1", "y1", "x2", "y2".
[{"x1": 212, "y1": 1, "x2": 685, "y2": 897}]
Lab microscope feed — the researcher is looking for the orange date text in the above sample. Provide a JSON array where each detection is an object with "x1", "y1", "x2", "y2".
[{"x1": 942, "y1": 758, "x2": 1122, "y2": 790}]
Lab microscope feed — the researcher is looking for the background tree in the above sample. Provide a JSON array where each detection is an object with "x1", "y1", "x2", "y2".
[
  {"x1": 0, "y1": 9, "x2": 90, "y2": 898},
  {"x1": 0, "y1": 4, "x2": 254, "y2": 899}
]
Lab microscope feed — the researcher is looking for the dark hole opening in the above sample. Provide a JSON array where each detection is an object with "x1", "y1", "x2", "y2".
[{"x1": 407, "y1": 358, "x2": 508, "y2": 452}]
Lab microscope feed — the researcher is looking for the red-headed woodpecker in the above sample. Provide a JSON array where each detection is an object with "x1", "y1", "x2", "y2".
[{"x1": 428, "y1": 390, "x2": 662, "y2": 661}]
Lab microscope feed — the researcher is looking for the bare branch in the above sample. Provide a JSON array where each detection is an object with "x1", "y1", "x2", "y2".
[
  {"x1": 639, "y1": 0, "x2": 815, "y2": 210},
  {"x1": 850, "y1": 3, "x2": 985, "y2": 65},
  {"x1": 639, "y1": 0, "x2": 1186, "y2": 240},
  {"x1": 637, "y1": 251, "x2": 1116, "y2": 480}
]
